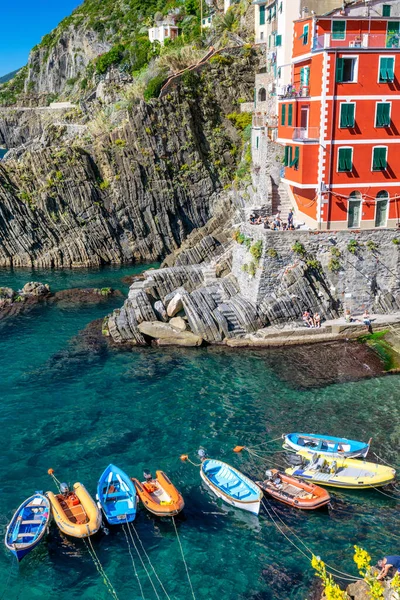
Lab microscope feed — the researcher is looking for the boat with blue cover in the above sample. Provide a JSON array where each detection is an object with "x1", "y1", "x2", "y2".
[
  {"x1": 97, "y1": 464, "x2": 138, "y2": 525},
  {"x1": 200, "y1": 458, "x2": 263, "y2": 515},
  {"x1": 5, "y1": 493, "x2": 50, "y2": 561},
  {"x1": 283, "y1": 433, "x2": 371, "y2": 458}
]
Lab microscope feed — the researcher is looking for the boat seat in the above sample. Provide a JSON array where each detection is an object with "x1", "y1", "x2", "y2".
[
  {"x1": 26, "y1": 503, "x2": 47, "y2": 508},
  {"x1": 21, "y1": 520, "x2": 42, "y2": 525},
  {"x1": 17, "y1": 533, "x2": 35, "y2": 538},
  {"x1": 106, "y1": 491, "x2": 127, "y2": 500}
]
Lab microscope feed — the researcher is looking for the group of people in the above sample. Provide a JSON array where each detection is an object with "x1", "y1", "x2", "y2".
[
  {"x1": 249, "y1": 210, "x2": 295, "y2": 231},
  {"x1": 345, "y1": 309, "x2": 373, "y2": 331},
  {"x1": 302, "y1": 310, "x2": 321, "y2": 328}
]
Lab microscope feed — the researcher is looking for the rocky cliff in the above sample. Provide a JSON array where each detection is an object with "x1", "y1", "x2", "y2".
[{"x1": 0, "y1": 48, "x2": 258, "y2": 267}]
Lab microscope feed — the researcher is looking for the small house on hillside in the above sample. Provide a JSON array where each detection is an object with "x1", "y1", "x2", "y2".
[{"x1": 148, "y1": 15, "x2": 179, "y2": 45}]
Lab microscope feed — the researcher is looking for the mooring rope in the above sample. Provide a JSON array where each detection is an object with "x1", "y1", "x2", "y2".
[
  {"x1": 84, "y1": 537, "x2": 120, "y2": 600},
  {"x1": 122, "y1": 524, "x2": 146, "y2": 600},
  {"x1": 245, "y1": 436, "x2": 283, "y2": 449},
  {"x1": 131, "y1": 524, "x2": 172, "y2": 600},
  {"x1": 261, "y1": 499, "x2": 361, "y2": 582},
  {"x1": 371, "y1": 451, "x2": 400, "y2": 471},
  {"x1": 125, "y1": 522, "x2": 162, "y2": 600},
  {"x1": 172, "y1": 517, "x2": 196, "y2": 600},
  {"x1": 371, "y1": 485, "x2": 400, "y2": 499}
]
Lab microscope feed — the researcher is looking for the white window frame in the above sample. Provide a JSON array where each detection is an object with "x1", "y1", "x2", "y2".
[
  {"x1": 377, "y1": 55, "x2": 395, "y2": 83},
  {"x1": 341, "y1": 55, "x2": 359, "y2": 83},
  {"x1": 374, "y1": 101, "x2": 392, "y2": 127},
  {"x1": 337, "y1": 146, "x2": 353, "y2": 173},
  {"x1": 375, "y1": 193, "x2": 389, "y2": 227},
  {"x1": 332, "y1": 19, "x2": 346, "y2": 41},
  {"x1": 339, "y1": 101, "x2": 356, "y2": 128},
  {"x1": 371, "y1": 145, "x2": 388, "y2": 171}
]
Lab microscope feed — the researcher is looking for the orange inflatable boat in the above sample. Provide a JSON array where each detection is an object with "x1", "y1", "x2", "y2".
[
  {"x1": 131, "y1": 470, "x2": 184, "y2": 517},
  {"x1": 256, "y1": 469, "x2": 330, "y2": 510}
]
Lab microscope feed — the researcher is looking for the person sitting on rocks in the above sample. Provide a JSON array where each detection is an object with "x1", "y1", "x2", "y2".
[
  {"x1": 377, "y1": 556, "x2": 400, "y2": 580},
  {"x1": 313, "y1": 312, "x2": 321, "y2": 328},
  {"x1": 363, "y1": 310, "x2": 372, "y2": 332},
  {"x1": 273, "y1": 217, "x2": 281, "y2": 230},
  {"x1": 249, "y1": 214, "x2": 256, "y2": 224},
  {"x1": 302, "y1": 310, "x2": 313, "y2": 327}
]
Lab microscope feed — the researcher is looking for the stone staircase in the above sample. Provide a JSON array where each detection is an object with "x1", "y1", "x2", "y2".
[
  {"x1": 271, "y1": 181, "x2": 293, "y2": 220},
  {"x1": 202, "y1": 265, "x2": 217, "y2": 285}
]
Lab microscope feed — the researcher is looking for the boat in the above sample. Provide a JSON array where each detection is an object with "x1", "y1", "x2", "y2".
[
  {"x1": 5, "y1": 493, "x2": 51, "y2": 561},
  {"x1": 283, "y1": 433, "x2": 371, "y2": 458},
  {"x1": 200, "y1": 458, "x2": 263, "y2": 515},
  {"x1": 97, "y1": 464, "x2": 138, "y2": 525},
  {"x1": 47, "y1": 482, "x2": 102, "y2": 538},
  {"x1": 285, "y1": 450, "x2": 396, "y2": 489},
  {"x1": 256, "y1": 469, "x2": 331, "y2": 510},
  {"x1": 132, "y1": 470, "x2": 184, "y2": 517}
]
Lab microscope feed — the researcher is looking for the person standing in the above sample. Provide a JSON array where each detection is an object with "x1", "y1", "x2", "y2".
[{"x1": 288, "y1": 209, "x2": 294, "y2": 228}]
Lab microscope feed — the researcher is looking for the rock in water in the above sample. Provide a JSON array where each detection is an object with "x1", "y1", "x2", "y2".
[
  {"x1": 167, "y1": 293, "x2": 183, "y2": 317},
  {"x1": 138, "y1": 321, "x2": 202, "y2": 346},
  {"x1": 153, "y1": 300, "x2": 168, "y2": 322}
]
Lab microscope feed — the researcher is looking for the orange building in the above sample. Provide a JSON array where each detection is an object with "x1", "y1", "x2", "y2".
[{"x1": 277, "y1": 0, "x2": 400, "y2": 229}]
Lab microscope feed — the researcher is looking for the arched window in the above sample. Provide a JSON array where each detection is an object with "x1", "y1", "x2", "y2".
[
  {"x1": 375, "y1": 190, "x2": 389, "y2": 227},
  {"x1": 258, "y1": 87, "x2": 267, "y2": 102},
  {"x1": 348, "y1": 191, "x2": 361, "y2": 228}
]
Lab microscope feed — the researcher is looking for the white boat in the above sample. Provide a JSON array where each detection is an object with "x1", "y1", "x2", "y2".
[
  {"x1": 283, "y1": 433, "x2": 371, "y2": 459},
  {"x1": 200, "y1": 459, "x2": 262, "y2": 515}
]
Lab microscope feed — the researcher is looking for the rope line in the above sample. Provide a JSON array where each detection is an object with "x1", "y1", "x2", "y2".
[
  {"x1": 84, "y1": 537, "x2": 120, "y2": 600},
  {"x1": 122, "y1": 524, "x2": 146, "y2": 600},
  {"x1": 371, "y1": 486, "x2": 400, "y2": 500},
  {"x1": 131, "y1": 524, "x2": 172, "y2": 600},
  {"x1": 261, "y1": 499, "x2": 360, "y2": 582},
  {"x1": 126, "y1": 522, "x2": 162, "y2": 600},
  {"x1": 371, "y1": 451, "x2": 400, "y2": 471},
  {"x1": 172, "y1": 517, "x2": 196, "y2": 600},
  {"x1": 245, "y1": 436, "x2": 283, "y2": 449}
]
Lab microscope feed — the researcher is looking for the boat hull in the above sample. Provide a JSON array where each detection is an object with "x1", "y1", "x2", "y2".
[
  {"x1": 47, "y1": 483, "x2": 101, "y2": 538},
  {"x1": 5, "y1": 494, "x2": 50, "y2": 561},
  {"x1": 285, "y1": 450, "x2": 396, "y2": 489},
  {"x1": 97, "y1": 464, "x2": 137, "y2": 526},
  {"x1": 283, "y1": 433, "x2": 370, "y2": 459},
  {"x1": 200, "y1": 460, "x2": 262, "y2": 515},
  {"x1": 256, "y1": 470, "x2": 330, "y2": 510},
  {"x1": 132, "y1": 471, "x2": 184, "y2": 517}
]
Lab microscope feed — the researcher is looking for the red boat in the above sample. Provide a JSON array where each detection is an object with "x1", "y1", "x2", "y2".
[{"x1": 256, "y1": 469, "x2": 330, "y2": 510}]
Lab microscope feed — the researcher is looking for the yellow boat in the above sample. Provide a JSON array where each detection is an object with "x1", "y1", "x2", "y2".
[
  {"x1": 285, "y1": 450, "x2": 396, "y2": 489},
  {"x1": 47, "y1": 482, "x2": 102, "y2": 538}
]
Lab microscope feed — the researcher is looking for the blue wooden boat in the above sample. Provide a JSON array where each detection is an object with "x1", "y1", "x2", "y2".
[
  {"x1": 283, "y1": 433, "x2": 371, "y2": 458},
  {"x1": 200, "y1": 459, "x2": 263, "y2": 515},
  {"x1": 97, "y1": 464, "x2": 138, "y2": 525},
  {"x1": 5, "y1": 493, "x2": 50, "y2": 561}
]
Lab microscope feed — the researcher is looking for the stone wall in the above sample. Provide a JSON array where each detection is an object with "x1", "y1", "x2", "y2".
[{"x1": 233, "y1": 225, "x2": 400, "y2": 315}]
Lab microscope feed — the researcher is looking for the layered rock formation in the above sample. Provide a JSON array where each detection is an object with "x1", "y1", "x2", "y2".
[
  {"x1": 0, "y1": 281, "x2": 51, "y2": 322},
  {"x1": 0, "y1": 48, "x2": 259, "y2": 268}
]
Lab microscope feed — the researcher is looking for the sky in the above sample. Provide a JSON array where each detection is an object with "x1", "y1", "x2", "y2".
[{"x1": 0, "y1": 0, "x2": 82, "y2": 77}]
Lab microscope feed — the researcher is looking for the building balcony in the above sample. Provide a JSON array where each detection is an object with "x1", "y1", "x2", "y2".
[
  {"x1": 313, "y1": 32, "x2": 400, "y2": 51},
  {"x1": 292, "y1": 127, "x2": 319, "y2": 141}
]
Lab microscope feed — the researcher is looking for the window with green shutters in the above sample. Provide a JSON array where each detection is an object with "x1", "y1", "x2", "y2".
[
  {"x1": 336, "y1": 57, "x2": 357, "y2": 82},
  {"x1": 376, "y1": 102, "x2": 391, "y2": 127},
  {"x1": 300, "y1": 66, "x2": 310, "y2": 86},
  {"x1": 284, "y1": 146, "x2": 292, "y2": 167},
  {"x1": 379, "y1": 57, "x2": 395, "y2": 82},
  {"x1": 386, "y1": 21, "x2": 400, "y2": 47},
  {"x1": 300, "y1": 24, "x2": 309, "y2": 45},
  {"x1": 279, "y1": 1, "x2": 283, "y2": 12},
  {"x1": 260, "y1": 5, "x2": 266, "y2": 25},
  {"x1": 339, "y1": 103, "x2": 355, "y2": 128},
  {"x1": 267, "y1": 8, "x2": 271, "y2": 22},
  {"x1": 332, "y1": 20, "x2": 346, "y2": 40},
  {"x1": 338, "y1": 148, "x2": 352, "y2": 172},
  {"x1": 288, "y1": 104, "x2": 293, "y2": 126},
  {"x1": 383, "y1": 4, "x2": 391, "y2": 16},
  {"x1": 372, "y1": 147, "x2": 387, "y2": 170},
  {"x1": 281, "y1": 104, "x2": 286, "y2": 126},
  {"x1": 276, "y1": 34, "x2": 282, "y2": 46},
  {"x1": 290, "y1": 146, "x2": 300, "y2": 168}
]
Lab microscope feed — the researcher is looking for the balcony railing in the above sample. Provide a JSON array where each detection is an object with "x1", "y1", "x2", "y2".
[
  {"x1": 313, "y1": 32, "x2": 400, "y2": 51},
  {"x1": 292, "y1": 127, "x2": 319, "y2": 141}
]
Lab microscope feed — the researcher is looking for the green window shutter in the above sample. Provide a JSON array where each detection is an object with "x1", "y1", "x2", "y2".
[
  {"x1": 267, "y1": 8, "x2": 271, "y2": 22},
  {"x1": 281, "y1": 104, "x2": 286, "y2": 126},
  {"x1": 387, "y1": 57, "x2": 395, "y2": 80},
  {"x1": 268, "y1": 35, "x2": 271, "y2": 48},
  {"x1": 300, "y1": 66, "x2": 309, "y2": 86},
  {"x1": 340, "y1": 104, "x2": 348, "y2": 127},
  {"x1": 336, "y1": 58, "x2": 344, "y2": 82},
  {"x1": 279, "y1": 2, "x2": 283, "y2": 13},
  {"x1": 376, "y1": 103, "x2": 390, "y2": 127},
  {"x1": 292, "y1": 146, "x2": 300, "y2": 168},
  {"x1": 373, "y1": 147, "x2": 387, "y2": 170},
  {"x1": 288, "y1": 103, "x2": 293, "y2": 126},
  {"x1": 260, "y1": 5, "x2": 266, "y2": 25},
  {"x1": 340, "y1": 103, "x2": 355, "y2": 127},
  {"x1": 272, "y1": 5, "x2": 276, "y2": 18},
  {"x1": 276, "y1": 34, "x2": 282, "y2": 46},
  {"x1": 284, "y1": 146, "x2": 292, "y2": 167},
  {"x1": 338, "y1": 148, "x2": 352, "y2": 172},
  {"x1": 332, "y1": 21, "x2": 346, "y2": 40},
  {"x1": 379, "y1": 57, "x2": 388, "y2": 81},
  {"x1": 256, "y1": 136, "x2": 259, "y2": 149},
  {"x1": 383, "y1": 4, "x2": 391, "y2": 16},
  {"x1": 347, "y1": 103, "x2": 355, "y2": 127},
  {"x1": 303, "y1": 24, "x2": 309, "y2": 45}
]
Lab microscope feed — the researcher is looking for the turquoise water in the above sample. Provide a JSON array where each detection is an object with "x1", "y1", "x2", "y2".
[
  {"x1": 0, "y1": 265, "x2": 399, "y2": 600},
  {"x1": 0, "y1": 149, "x2": 6, "y2": 159}
]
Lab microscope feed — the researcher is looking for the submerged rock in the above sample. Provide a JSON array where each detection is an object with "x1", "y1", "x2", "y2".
[
  {"x1": 52, "y1": 287, "x2": 122, "y2": 306},
  {"x1": 0, "y1": 281, "x2": 51, "y2": 323},
  {"x1": 138, "y1": 321, "x2": 202, "y2": 347}
]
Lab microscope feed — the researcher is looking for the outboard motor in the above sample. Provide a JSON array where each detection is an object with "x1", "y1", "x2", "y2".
[
  {"x1": 60, "y1": 482, "x2": 70, "y2": 495},
  {"x1": 143, "y1": 470, "x2": 153, "y2": 482},
  {"x1": 265, "y1": 470, "x2": 273, "y2": 480}
]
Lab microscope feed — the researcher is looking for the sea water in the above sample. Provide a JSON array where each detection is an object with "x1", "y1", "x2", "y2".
[{"x1": 0, "y1": 265, "x2": 399, "y2": 600}]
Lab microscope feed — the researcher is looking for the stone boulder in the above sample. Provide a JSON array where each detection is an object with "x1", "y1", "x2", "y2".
[
  {"x1": 138, "y1": 321, "x2": 202, "y2": 346},
  {"x1": 167, "y1": 293, "x2": 184, "y2": 317},
  {"x1": 169, "y1": 316, "x2": 187, "y2": 331},
  {"x1": 22, "y1": 282, "x2": 51, "y2": 296},
  {"x1": 0, "y1": 287, "x2": 15, "y2": 301},
  {"x1": 154, "y1": 300, "x2": 168, "y2": 322}
]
